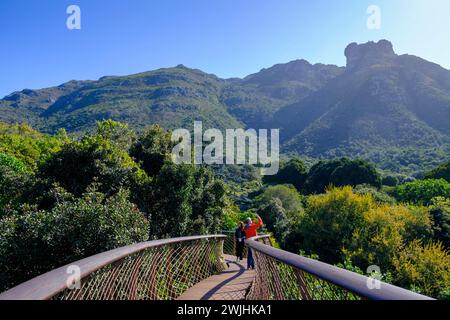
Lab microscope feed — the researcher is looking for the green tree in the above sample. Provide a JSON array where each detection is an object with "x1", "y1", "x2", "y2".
[
  {"x1": 0, "y1": 187, "x2": 148, "y2": 292},
  {"x1": 297, "y1": 187, "x2": 375, "y2": 264},
  {"x1": 263, "y1": 158, "x2": 308, "y2": 191},
  {"x1": 425, "y1": 159, "x2": 450, "y2": 183},
  {"x1": 254, "y1": 184, "x2": 304, "y2": 224},
  {"x1": 38, "y1": 134, "x2": 145, "y2": 198},
  {"x1": 258, "y1": 198, "x2": 290, "y2": 246},
  {"x1": 95, "y1": 120, "x2": 136, "y2": 151},
  {"x1": 429, "y1": 197, "x2": 450, "y2": 249},
  {"x1": 394, "y1": 179, "x2": 450, "y2": 206},
  {"x1": 130, "y1": 125, "x2": 173, "y2": 177},
  {"x1": 393, "y1": 240, "x2": 450, "y2": 299},
  {"x1": 304, "y1": 158, "x2": 381, "y2": 194}
]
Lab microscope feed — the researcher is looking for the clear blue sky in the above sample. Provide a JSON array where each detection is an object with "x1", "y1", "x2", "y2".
[{"x1": 1, "y1": 0, "x2": 449, "y2": 97}]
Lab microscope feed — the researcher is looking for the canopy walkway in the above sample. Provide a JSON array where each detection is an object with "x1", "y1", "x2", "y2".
[{"x1": 0, "y1": 233, "x2": 432, "y2": 300}]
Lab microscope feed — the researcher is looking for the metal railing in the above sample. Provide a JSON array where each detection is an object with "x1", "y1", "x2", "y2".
[
  {"x1": 245, "y1": 235, "x2": 433, "y2": 300},
  {"x1": 0, "y1": 235, "x2": 226, "y2": 300},
  {"x1": 0, "y1": 232, "x2": 434, "y2": 300}
]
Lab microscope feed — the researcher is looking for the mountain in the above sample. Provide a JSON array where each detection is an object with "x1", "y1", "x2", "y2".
[
  {"x1": 273, "y1": 40, "x2": 450, "y2": 173},
  {"x1": 0, "y1": 60, "x2": 341, "y2": 133},
  {"x1": 1, "y1": 40, "x2": 450, "y2": 175}
]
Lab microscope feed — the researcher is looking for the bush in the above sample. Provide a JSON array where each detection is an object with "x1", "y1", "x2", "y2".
[
  {"x1": 304, "y1": 158, "x2": 381, "y2": 194},
  {"x1": 382, "y1": 175, "x2": 399, "y2": 186},
  {"x1": 344, "y1": 205, "x2": 432, "y2": 270},
  {"x1": 394, "y1": 179, "x2": 450, "y2": 206},
  {"x1": 393, "y1": 240, "x2": 450, "y2": 299},
  {"x1": 0, "y1": 187, "x2": 149, "y2": 292},
  {"x1": 254, "y1": 185, "x2": 304, "y2": 224},
  {"x1": 429, "y1": 197, "x2": 450, "y2": 249},
  {"x1": 263, "y1": 158, "x2": 308, "y2": 191},
  {"x1": 298, "y1": 186, "x2": 375, "y2": 264},
  {"x1": 39, "y1": 134, "x2": 145, "y2": 198},
  {"x1": 353, "y1": 184, "x2": 396, "y2": 205},
  {"x1": 425, "y1": 160, "x2": 450, "y2": 183}
]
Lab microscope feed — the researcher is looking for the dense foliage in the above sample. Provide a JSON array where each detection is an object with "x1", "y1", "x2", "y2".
[
  {"x1": 304, "y1": 158, "x2": 381, "y2": 194},
  {"x1": 1, "y1": 119, "x2": 450, "y2": 299},
  {"x1": 393, "y1": 179, "x2": 450, "y2": 206},
  {"x1": 0, "y1": 121, "x2": 234, "y2": 291},
  {"x1": 425, "y1": 160, "x2": 450, "y2": 183}
]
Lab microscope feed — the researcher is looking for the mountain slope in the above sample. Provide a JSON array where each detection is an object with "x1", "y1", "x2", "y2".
[
  {"x1": 1, "y1": 40, "x2": 450, "y2": 175},
  {"x1": 273, "y1": 40, "x2": 450, "y2": 172}
]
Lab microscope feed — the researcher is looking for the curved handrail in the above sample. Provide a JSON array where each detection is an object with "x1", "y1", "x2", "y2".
[
  {"x1": 0, "y1": 235, "x2": 226, "y2": 300},
  {"x1": 246, "y1": 236, "x2": 433, "y2": 300}
]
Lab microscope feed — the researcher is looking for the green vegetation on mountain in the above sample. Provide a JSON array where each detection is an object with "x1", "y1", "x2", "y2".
[
  {"x1": 0, "y1": 121, "x2": 237, "y2": 291},
  {"x1": 3, "y1": 40, "x2": 449, "y2": 176},
  {"x1": 0, "y1": 120, "x2": 450, "y2": 298}
]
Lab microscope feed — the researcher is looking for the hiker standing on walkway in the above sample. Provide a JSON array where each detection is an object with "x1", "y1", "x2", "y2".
[
  {"x1": 244, "y1": 214, "x2": 263, "y2": 270},
  {"x1": 235, "y1": 222, "x2": 246, "y2": 262}
]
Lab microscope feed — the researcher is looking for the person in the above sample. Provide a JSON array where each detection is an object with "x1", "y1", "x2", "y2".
[
  {"x1": 235, "y1": 222, "x2": 246, "y2": 262},
  {"x1": 244, "y1": 214, "x2": 263, "y2": 270}
]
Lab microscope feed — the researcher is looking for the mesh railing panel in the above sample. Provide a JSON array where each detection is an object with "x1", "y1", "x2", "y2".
[
  {"x1": 53, "y1": 237, "x2": 225, "y2": 300},
  {"x1": 246, "y1": 249, "x2": 360, "y2": 300}
]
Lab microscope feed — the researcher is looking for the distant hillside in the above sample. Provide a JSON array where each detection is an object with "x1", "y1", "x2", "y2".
[
  {"x1": 1, "y1": 40, "x2": 450, "y2": 175},
  {"x1": 274, "y1": 40, "x2": 450, "y2": 174}
]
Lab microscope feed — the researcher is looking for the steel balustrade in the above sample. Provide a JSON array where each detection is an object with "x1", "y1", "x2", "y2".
[
  {"x1": 0, "y1": 233, "x2": 434, "y2": 300},
  {"x1": 245, "y1": 235, "x2": 433, "y2": 300},
  {"x1": 0, "y1": 235, "x2": 226, "y2": 300}
]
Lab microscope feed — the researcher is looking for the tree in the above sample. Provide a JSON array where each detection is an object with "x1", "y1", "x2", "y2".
[
  {"x1": 394, "y1": 179, "x2": 450, "y2": 206},
  {"x1": 95, "y1": 120, "x2": 136, "y2": 151},
  {"x1": 382, "y1": 175, "x2": 399, "y2": 187},
  {"x1": 429, "y1": 197, "x2": 450, "y2": 249},
  {"x1": 254, "y1": 185, "x2": 304, "y2": 224},
  {"x1": 297, "y1": 186, "x2": 375, "y2": 264},
  {"x1": 0, "y1": 187, "x2": 148, "y2": 292},
  {"x1": 0, "y1": 154, "x2": 31, "y2": 216},
  {"x1": 130, "y1": 125, "x2": 173, "y2": 177},
  {"x1": 263, "y1": 158, "x2": 308, "y2": 191},
  {"x1": 38, "y1": 134, "x2": 145, "y2": 199},
  {"x1": 344, "y1": 205, "x2": 432, "y2": 270},
  {"x1": 425, "y1": 160, "x2": 450, "y2": 183},
  {"x1": 188, "y1": 167, "x2": 227, "y2": 235},
  {"x1": 393, "y1": 240, "x2": 450, "y2": 299},
  {"x1": 304, "y1": 158, "x2": 381, "y2": 194},
  {"x1": 258, "y1": 198, "x2": 290, "y2": 246}
]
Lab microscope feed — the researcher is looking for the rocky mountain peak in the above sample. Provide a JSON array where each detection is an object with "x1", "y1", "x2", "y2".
[{"x1": 345, "y1": 40, "x2": 396, "y2": 70}]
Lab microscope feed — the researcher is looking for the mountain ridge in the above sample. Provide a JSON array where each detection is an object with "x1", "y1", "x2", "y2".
[{"x1": 1, "y1": 40, "x2": 450, "y2": 175}]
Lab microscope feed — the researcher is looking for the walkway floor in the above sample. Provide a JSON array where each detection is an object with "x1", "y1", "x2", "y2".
[{"x1": 177, "y1": 254, "x2": 255, "y2": 300}]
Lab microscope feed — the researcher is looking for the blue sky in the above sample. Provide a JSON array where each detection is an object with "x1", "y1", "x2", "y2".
[{"x1": 1, "y1": 0, "x2": 449, "y2": 97}]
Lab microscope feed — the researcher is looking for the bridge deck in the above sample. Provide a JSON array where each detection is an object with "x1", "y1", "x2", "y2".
[{"x1": 177, "y1": 254, "x2": 255, "y2": 300}]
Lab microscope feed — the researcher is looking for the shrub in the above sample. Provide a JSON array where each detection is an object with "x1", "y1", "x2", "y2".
[
  {"x1": 304, "y1": 158, "x2": 381, "y2": 194},
  {"x1": 393, "y1": 240, "x2": 450, "y2": 299},
  {"x1": 353, "y1": 184, "x2": 396, "y2": 205},
  {"x1": 0, "y1": 187, "x2": 149, "y2": 292},
  {"x1": 254, "y1": 184, "x2": 304, "y2": 224},
  {"x1": 298, "y1": 186, "x2": 375, "y2": 264},
  {"x1": 425, "y1": 160, "x2": 450, "y2": 183},
  {"x1": 394, "y1": 179, "x2": 450, "y2": 206},
  {"x1": 263, "y1": 158, "x2": 308, "y2": 191},
  {"x1": 429, "y1": 197, "x2": 450, "y2": 249},
  {"x1": 344, "y1": 205, "x2": 432, "y2": 270}
]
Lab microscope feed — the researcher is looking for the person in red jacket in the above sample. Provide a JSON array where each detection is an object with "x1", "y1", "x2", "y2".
[{"x1": 244, "y1": 214, "x2": 263, "y2": 269}]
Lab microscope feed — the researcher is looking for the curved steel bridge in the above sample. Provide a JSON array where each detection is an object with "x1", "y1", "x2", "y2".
[{"x1": 0, "y1": 233, "x2": 432, "y2": 300}]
